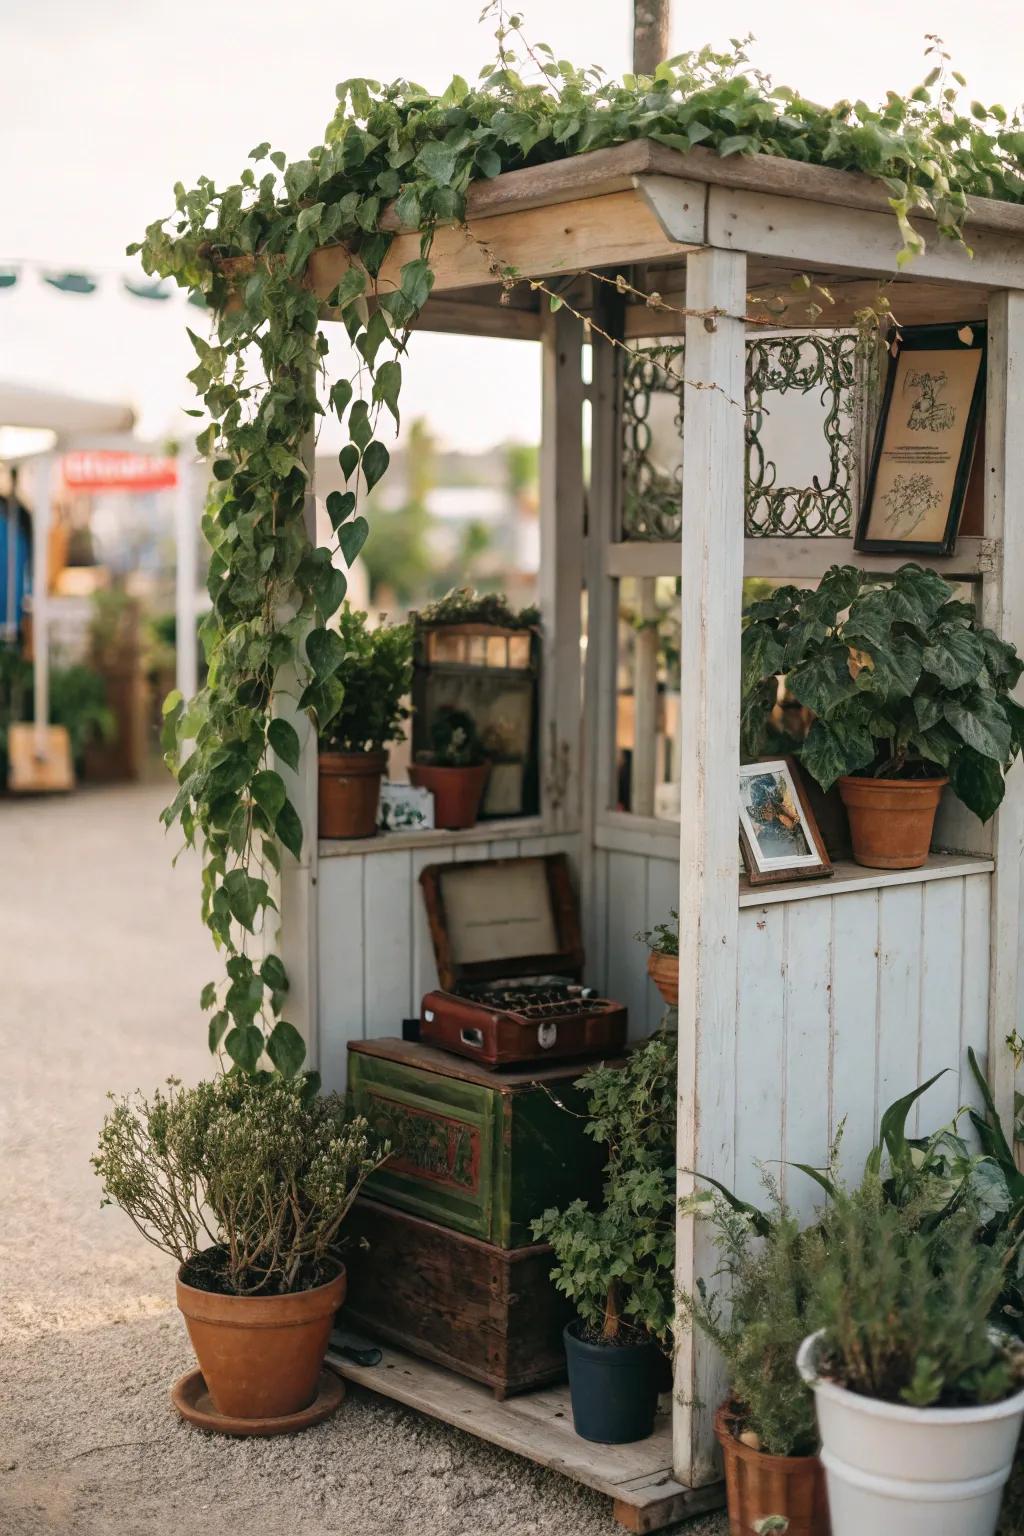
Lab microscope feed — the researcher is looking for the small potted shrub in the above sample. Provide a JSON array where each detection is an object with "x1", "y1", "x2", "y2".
[
  {"x1": 742, "y1": 563, "x2": 1024, "y2": 868},
  {"x1": 682, "y1": 1182, "x2": 830, "y2": 1536},
  {"x1": 637, "y1": 910, "x2": 679, "y2": 1008},
  {"x1": 94, "y1": 1073, "x2": 388, "y2": 1426},
  {"x1": 409, "y1": 707, "x2": 490, "y2": 829},
  {"x1": 798, "y1": 1176, "x2": 1024, "y2": 1536},
  {"x1": 533, "y1": 1032, "x2": 676, "y2": 1444},
  {"x1": 317, "y1": 607, "x2": 412, "y2": 839}
]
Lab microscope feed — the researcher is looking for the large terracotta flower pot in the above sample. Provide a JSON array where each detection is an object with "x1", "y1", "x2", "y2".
[
  {"x1": 715, "y1": 1402, "x2": 830, "y2": 1536},
  {"x1": 837, "y1": 775, "x2": 948, "y2": 870},
  {"x1": 647, "y1": 950, "x2": 679, "y2": 1008},
  {"x1": 176, "y1": 1264, "x2": 346, "y2": 1420},
  {"x1": 318, "y1": 750, "x2": 386, "y2": 839},
  {"x1": 409, "y1": 761, "x2": 490, "y2": 830}
]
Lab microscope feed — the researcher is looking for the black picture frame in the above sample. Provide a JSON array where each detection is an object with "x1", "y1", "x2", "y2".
[{"x1": 855, "y1": 321, "x2": 986, "y2": 556}]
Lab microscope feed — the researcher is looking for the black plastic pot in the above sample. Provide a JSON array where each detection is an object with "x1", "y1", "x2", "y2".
[{"x1": 563, "y1": 1321, "x2": 661, "y2": 1444}]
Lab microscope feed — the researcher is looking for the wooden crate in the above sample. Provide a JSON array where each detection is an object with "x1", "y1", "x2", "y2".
[
  {"x1": 348, "y1": 1037, "x2": 616, "y2": 1247},
  {"x1": 343, "y1": 1197, "x2": 571, "y2": 1399}
]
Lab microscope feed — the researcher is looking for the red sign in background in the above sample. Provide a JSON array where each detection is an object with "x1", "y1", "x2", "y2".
[{"x1": 62, "y1": 450, "x2": 178, "y2": 493}]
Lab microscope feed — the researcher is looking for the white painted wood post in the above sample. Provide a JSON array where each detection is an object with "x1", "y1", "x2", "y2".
[
  {"x1": 539, "y1": 306, "x2": 585, "y2": 835},
  {"x1": 274, "y1": 432, "x2": 320, "y2": 1069},
  {"x1": 982, "y1": 292, "x2": 1024, "y2": 1127},
  {"x1": 174, "y1": 453, "x2": 199, "y2": 703},
  {"x1": 673, "y1": 248, "x2": 747, "y2": 1487}
]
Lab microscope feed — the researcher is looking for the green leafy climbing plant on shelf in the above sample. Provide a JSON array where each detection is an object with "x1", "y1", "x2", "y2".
[{"x1": 132, "y1": 8, "x2": 1024, "y2": 1078}]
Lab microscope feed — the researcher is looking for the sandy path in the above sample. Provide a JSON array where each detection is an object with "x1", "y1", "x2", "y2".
[{"x1": 0, "y1": 781, "x2": 724, "y2": 1536}]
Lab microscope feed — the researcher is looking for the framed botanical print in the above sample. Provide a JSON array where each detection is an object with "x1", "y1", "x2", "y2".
[
  {"x1": 738, "y1": 757, "x2": 832, "y2": 887},
  {"x1": 855, "y1": 322, "x2": 986, "y2": 556}
]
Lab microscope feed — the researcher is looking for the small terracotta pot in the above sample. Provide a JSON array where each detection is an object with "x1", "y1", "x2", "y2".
[
  {"x1": 647, "y1": 950, "x2": 678, "y2": 1008},
  {"x1": 176, "y1": 1264, "x2": 346, "y2": 1421},
  {"x1": 837, "y1": 774, "x2": 948, "y2": 870},
  {"x1": 715, "y1": 1403, "x2": 830, "y2": 1536},
  {"x1": 318, "y1": 750, "x2": 386, "y2": 839},
  {"x1": 409, "y1": 761, "x2": 490, "y2": 830}
]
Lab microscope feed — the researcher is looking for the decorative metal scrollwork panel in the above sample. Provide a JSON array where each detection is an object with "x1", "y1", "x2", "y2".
[{"x1": 620, "y1": 333, "x2": 858, "y2": 540}]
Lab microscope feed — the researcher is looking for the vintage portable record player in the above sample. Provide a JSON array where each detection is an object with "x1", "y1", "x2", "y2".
[{"x1": 418, "y1": 852, "x2": 628, "y2": 1067}]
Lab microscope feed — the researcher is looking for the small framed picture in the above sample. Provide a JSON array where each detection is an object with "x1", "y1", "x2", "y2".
[
  {"x1": 738, "y1": 757, "x2": 832, "y2": 887},
  {"x1": 855, "y1": 321, "x2": 986, "y2": 556}
]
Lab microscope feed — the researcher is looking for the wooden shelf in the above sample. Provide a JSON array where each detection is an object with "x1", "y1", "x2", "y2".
[
  {"x1": 318, "y1": 815, "x2": 547, "y2": 859},
  {"x1": 327, "y1": 1332, "x2": 723, "y2": 1533},
  {"x1": 739, "y1": 851, "x2": 994, "y2": 907}
]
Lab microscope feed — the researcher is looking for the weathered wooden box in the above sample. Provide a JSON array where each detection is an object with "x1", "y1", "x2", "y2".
[
  {"x1": 348, "y1": 1037, "x2": 617, "y2": 1247},
  {"x1": 343, "y1": 1197, "x2": 571, "y2": 1397}
]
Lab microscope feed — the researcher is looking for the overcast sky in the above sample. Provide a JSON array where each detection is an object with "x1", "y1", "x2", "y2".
[{"x1": 3, "y1": 0, "x2": 1023, "y2": 451}]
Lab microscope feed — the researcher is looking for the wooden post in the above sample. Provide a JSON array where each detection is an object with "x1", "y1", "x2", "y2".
[
  {"x1": 539, "y1": 306, "x2": 585, "y2": 835},
  {"x1": 982, "y1": 292, "x2": 1024, "y2": 1126},
  {"x1": 673, "y1": 247, "x2": 747, "y2": 1487},
  {"x1": 274, "y1": 429, "x2": 320, "y2": 1068}
]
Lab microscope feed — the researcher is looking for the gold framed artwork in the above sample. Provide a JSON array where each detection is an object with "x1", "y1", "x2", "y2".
[
  {"x1": 738, "y1": 756, "x2": 832, "y2": 887},
  {"x1": 855, "y1": 322, "x2": 986, "y2": 556}
]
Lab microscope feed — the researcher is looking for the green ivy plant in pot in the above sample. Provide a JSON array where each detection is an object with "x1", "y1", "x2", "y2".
[
  {"x1": 409, "y1": 708, "x2": 490, "y2": 830},
  {"x1": 681, "y1": 1183, "x2": 829, "y2": 1536},
  {"x1": 317, "y1": 606, "x2": 413, "y2": 840},
  {"x1": 743, "y1": 563, "x2": 1024, "y2": 869},
  {"x1": 533, "y1": 1032, "x2": 676, "y2": 1444},
  {"x1": 636, "y1": 910, "x2": 679, "y2": 1009},
  {"x1": 798, "y1": 1175, "x2": 1024, "y2": 1536},
  {"x1": 93, "y1": 1073, "x2": 388, "y2": 1428}
]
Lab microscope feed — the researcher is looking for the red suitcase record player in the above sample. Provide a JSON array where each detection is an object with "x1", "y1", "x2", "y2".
[{"x1": 418, "y1": 853, "x2": 627, "y2": 1068}]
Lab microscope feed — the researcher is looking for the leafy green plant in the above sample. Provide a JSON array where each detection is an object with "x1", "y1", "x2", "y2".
[
  {"x1": 0, "y1": 646, "x2": 114, "y2": 778},
  {"x1": 636, "y1": 909, "x2": 678, "y2": 957},
  {"x1": 93, "y1": 1074, "x2": 389, "y2": 1296},
  {"x1": 131, "y1": 12, "x2": 1024, "y2": 1075},
  {"x1": 742, "y1": 563, "x2": 1024, "y2": 820},
  {"x1": 811, "y1": 1176, "x2": 1022, "y2": 1408},
  {"x1": 317, "y1": 607, "x2": 412, "y2": 755},
  {"x1": 532, "y1": 1030, "x2": 676, "y2": 1345},
  {"x1": 419, "y1": 708, "x2": 486, "y2": 767},
  {"x1": 681, "y1": 1180, "x2": 825, "y2": 1456},
  {"x1": 418, "y1": 587, "x2": 539, "y2": 630}
]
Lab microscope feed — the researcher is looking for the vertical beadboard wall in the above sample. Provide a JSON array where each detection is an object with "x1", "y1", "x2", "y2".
[
  {"x1": 317, "y1": 831, "x2": 580, "y2": 1092},
  {"x1": 593, "y1": 845, "x2": 993, "y2": 1218}
]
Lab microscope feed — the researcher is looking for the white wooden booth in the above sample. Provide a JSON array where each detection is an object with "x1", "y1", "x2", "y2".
[{"x1": 277, "y1": 141, "x2": 1024, "y2": 1529}]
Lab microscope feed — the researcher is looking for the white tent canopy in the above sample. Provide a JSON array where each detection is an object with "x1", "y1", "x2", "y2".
[{"x1": 0, "y1": 381, "x2": 135, "y2": 438}]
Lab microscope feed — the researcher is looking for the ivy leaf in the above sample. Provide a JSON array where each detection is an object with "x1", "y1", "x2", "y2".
[
  {"x1": 328, "y1": 267, "x2": 366, "y2": 311},
  {"x1": 348, "y1": 398, "x2": 372, "y2": 449},
  {"x1": 362, "y1": 440, "x2": 390, "y2": 491},
  {"x1": 372, "y1": 360, "x2": 402, "y2": 426},
  {"x1": 339, "y1": 444, "x2": 359, "y2": 481},
  {"x1": 313, "y1": 560, "x2": 347, "y2": 619},
  {"x1": 399, "y1": 257, "x2": 434, "y2": 311},
  {"x1": 267, "y1": 1020, "x2": 307, "y2": 1079},
  {"x1": 251, "y1": 769, "x2": 287, "y2": 820},
  {"x1": 208, "y1": 1009, "x2": 230, "y2": 1052},
  {"x1": 222, "y1": 869, "x2": 270, "y2": 932},
  {"x1": 326, "y1": 490, "x2": 356, "y2": 530},
  {"x1": 329, "y1": 379, "x2": 353, "y2": 418},
  {"x1": 225, "y1": 1023, "x2": 264, "y2": 1074},
  {"x1": 268, "y1": 717, "x2": 301, "y2": 773},
  {"x1": 306, "y1": 626, "x2": 346, "y2": 680},
  {"x1": 276, "y1": 798, "x2": 304, "y2": 859},
  {"x1": 415, "y1": 141, "x2": 458, "y2": 184},
  {"x1": 339, "y1": 515, "x2": 369, "y2": 566},
  {"x1": 200, "y1": 981, "x2": 218, "y2": 1010},
  {"x1": 261, "y1": 954, "x2": 289, "y2": 995}
]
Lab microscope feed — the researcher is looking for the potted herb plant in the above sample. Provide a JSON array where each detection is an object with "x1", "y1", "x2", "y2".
[
  {"x1": 409, "y1": 708, "x2": 490, "y2": 830},
  {"x1": 798, "y1": 1176, "x2": 1024, "y2": 1536},
  {"x1": 742, "y1": 563, "x2": 1024, "y2": 868},
  {"x1": 682, "y1": 1182, "x2": 830, "y2": 1536},
  {"x1": 533, "y1": 1033, "x2": 676, "y2": 1444},
  {"x1": 93, "y1": 1073, "x2": 388, "y2": 1427},
  {"x1": 636, "y1": 910, "x2": 679, "y2": 1008},
  {"x1": 316, "y1": 607, "x2": 413, "y2": 840}
]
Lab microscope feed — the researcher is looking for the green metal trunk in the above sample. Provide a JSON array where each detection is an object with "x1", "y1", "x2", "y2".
[{"x1": 347, "y1": 1038, "x2": 617, "y2": 1247}]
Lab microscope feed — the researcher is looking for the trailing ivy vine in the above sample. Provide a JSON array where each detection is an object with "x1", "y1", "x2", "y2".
[{"x1": 132, "y1": 12, "x2": 1024, "y2": 1078}]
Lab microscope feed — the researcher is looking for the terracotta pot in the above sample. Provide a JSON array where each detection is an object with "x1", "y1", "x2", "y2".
[
  {"x1": 837, "y1": 774, "x2": 948, "y2": 870},
  {"x1": 715, "y1": 1403, "x2": 830, "y2": 1536},
  {"x1": 647, "y1": 950, "x2": 678, "y2": 1008},
  {"x1": 409, "y1": 761, "x2": 490, "y2": 830},
  {"x1": 176, "y1": 1264, "x2": 346, "y2": 1420},
  {"x1": 318, "y1": 750, "x2": 386, "y2": 839}
]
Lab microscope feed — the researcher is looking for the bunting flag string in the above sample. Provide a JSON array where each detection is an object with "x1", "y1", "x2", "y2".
[{"x1": 0, "y1": 260, "x2": 206, "y2": 306}]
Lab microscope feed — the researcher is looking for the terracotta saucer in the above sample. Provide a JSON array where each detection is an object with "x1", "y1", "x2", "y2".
[{"x1": 170, "y1": 1365, "x2": 345, "y2": 1437}]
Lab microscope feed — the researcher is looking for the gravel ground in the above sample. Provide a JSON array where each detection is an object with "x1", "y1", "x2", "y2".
[{"x1": 0, "y1": 780, "x2": 726, "y2": 1536}]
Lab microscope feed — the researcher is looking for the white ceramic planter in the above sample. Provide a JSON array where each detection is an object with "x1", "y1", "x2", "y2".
[{"x1": 797, "y1": 1330, "x2": 1024, "y2": 1536}]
